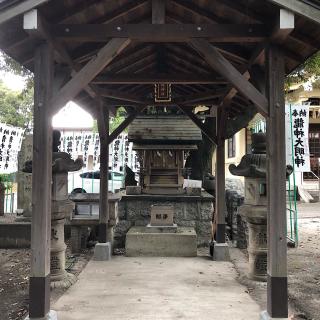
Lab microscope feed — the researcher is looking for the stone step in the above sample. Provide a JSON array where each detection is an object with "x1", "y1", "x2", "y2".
[{"x1": 125, "y1": 226, "x2": 197, "y2": 257}]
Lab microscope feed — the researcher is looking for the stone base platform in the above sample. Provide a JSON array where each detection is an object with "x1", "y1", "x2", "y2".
[
  {"x1": 260, "y1": 310, "x2": 288, "y2": 320},
  {"x1": 116, "y1": 192, "x2": 214, "y2": 249},
  {"x1": 125, "y1": 226, "x2": 197, "y2": 257},
  {"x1": 50, "y1": 272, "x2": 77, "y2": 289},
  {"x1": 213, "y1": 242, "x2": 230, "y2": 261},
  {"x1": 24, "y1": 310, "x2": 58, "y2": 320}
]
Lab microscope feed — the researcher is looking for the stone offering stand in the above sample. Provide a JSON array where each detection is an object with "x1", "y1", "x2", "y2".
[{"x1": 116, "y1": 191, "x2": 214, "y2": 250}]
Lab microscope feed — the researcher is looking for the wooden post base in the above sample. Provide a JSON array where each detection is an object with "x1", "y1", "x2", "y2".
[{"x1": 25, "y1": 310, "x2": 58, "y2": 320}]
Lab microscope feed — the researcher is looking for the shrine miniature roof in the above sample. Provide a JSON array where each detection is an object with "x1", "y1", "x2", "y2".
[{"x1": 128, "y1": 116, "x2": 202, "y2": 144}]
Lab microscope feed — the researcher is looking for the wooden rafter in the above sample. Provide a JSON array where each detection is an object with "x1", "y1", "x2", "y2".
[
  {"x1": 164, "y1": 9, "x2": 250, "y2": 64},
  {"x1": 23, "y1": 10, "x2": 118, "y2": 116},
  {"x1": 49, "y1": 38, "x2": 130, "y2": 112},
  {"x1": 103, "y1": 45, "x2": 156, "y2": 73},
  {"x1": 170, "y1": 0, "x2": 226, "y2": 24},
  {"x1": 217, "y1": 8, "x2": 295, "y2": 120},
  {"x1": 190, "y1": 39, "x2": 268, "y2": 116},
  {"x1": 91, "y1": 0, "x2": 149, "y2": 25},
  {"x1": 99, "y1": 88, "x2": 146, "y2": 104},
  {"x1": 177, "y1": 105, "x2": 217, "y2": 145},
  {"x1": 177, "y1": 89, "x2": 225, "y2": 105}
]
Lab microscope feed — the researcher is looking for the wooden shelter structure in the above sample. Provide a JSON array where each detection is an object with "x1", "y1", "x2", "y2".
[{"x1": 0, "y1": 0, "x2": 319, "y2": 319}]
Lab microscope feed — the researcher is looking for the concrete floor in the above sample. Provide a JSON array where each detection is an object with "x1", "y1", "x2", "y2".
[
  {"x1": 297, "y1": 202, "x2": 320, "y2": 219},
  {"x1": 54, "y1": 256, "x2": 261, "y2": 320}
]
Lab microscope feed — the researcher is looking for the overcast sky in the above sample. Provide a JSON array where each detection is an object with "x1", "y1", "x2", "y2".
[{"x1": 1, "y1": 70, "x2": 93, "y2": 129}]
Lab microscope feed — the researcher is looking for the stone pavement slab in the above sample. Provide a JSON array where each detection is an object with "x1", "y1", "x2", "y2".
[{"x1": 54, "y1": 256, "x2": 261, "y2": 320}]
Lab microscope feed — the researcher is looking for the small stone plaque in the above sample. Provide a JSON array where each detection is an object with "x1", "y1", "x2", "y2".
[
  {"x1": 150, "y1": 205, "x2": 174, "y2": 226},
  {"x1": 126, "y1": 186, "x2": 142, "y2": 195}
]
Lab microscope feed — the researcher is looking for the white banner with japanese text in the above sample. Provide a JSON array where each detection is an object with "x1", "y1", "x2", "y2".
[
  {"x1": 0, "y1": 123, "x2": 25, "y2": 173},
  {"x1": 285, "y1": 104, "x2": 310, "y2": 172},
  {"x1": 59, "y1": 131, "x2": 139, "y2": 173}
]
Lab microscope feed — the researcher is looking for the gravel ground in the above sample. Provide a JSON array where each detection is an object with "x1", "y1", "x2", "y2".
[
  {"x1": 231, "y1": 202, "x2": 320, "y2": 320},
  {"x1": 0, "y1": 241, "x2": 93, "y2": 320},
  {"x1": 287, "y1": 203, "x2": 320, "y2": 320}
]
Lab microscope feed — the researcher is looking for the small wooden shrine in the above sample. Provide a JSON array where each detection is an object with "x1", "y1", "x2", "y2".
[{"x1": 128, "y1": 116, "x2": 202, "y2": 194}]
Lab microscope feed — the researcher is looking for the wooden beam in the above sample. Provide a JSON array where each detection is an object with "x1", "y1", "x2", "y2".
[
  {"x1": 108, "y1": 105, "x2": 147, "y2": 144},
  {"x1": 267, "y1": 0, "x2": 320, "y2": 24},
  {"x1": 271, "y1": 9, "x2": 295, "y2": 42},
  {"x1": 0, "y1": 0, "x2": 48, "y2": 25},
  {"x1": 152, "y1": 0, "x2": 165, "y2": 24},
  {"x1": 92, "y1": 74, "x2": 227, "y2": 84},
  {"x1": 52, "y1": 23, "x2": 268, "y2": 42},
  {"x1": 23, "y1": 10, "x2": 118, "y2": 116},
  {"x1": 50, "y1": 38, "x2": 130, "y2": 112},
  {"x1": 29, "y1": 42, "x2": 53, "y2": 319},
  {"x1": 99, "y1": 88, "x2": 146, "y2": 104},
  {"x1": 265, "y1": 44, "x2": 288, "y2": 318},
  {"x1": 177, "y1": 105, "x2": 217, "y2": 145},
  {"x1": 177, "y1": 90, "x2": 225, "y2": 105},
  {"x1": 97, "y1": 104, "x2": 109, "y2": 243},
  {"x1": 191, "y1": 39, "x2": 268, "y2": 116},
  {"x1": 217, "y1": 9, "x2": 294, "y2": 109}
]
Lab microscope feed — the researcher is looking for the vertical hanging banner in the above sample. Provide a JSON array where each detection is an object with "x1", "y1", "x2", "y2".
[
  {"x1": 0, "y1": 123, "x2": 24, "y2": 173},
  {"x1": 59, "y1": 131, "x2": 139, "y2": 172},
  {"x1": 285, "y1": 104, "x2": 310, "y2": 172}
]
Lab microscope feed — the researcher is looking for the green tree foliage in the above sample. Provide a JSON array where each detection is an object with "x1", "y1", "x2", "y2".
[
  {"x1": 0, "y1": 80, "x2": 33, "y2": 129},
  {"x1": 0, "y1": 51, "x2": 33, "y2": 89},
  {"x1": 110, "y1": 107, "x2": 126, "y2": 133},
  {"x1": 286, "y1": 51, "x2": 320, "y2": 87},
  {"x1": 92, "y1": 107, "x2": 126, "y2": 134}
]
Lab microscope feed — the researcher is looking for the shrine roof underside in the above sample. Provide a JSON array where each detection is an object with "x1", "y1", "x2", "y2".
[{"x1": 0, "y1": 0, "x2": 319, "y2": 124}]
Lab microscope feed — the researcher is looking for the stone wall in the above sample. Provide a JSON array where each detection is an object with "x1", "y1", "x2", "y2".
[
  {"x1": 114, "y1": 192, "x2": 214, "y2": 248},
  {"x1": 0, "y1": 223, "x2": 30, "y2": 248}
]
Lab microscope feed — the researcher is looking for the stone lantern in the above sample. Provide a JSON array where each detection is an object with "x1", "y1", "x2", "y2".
[
  {"x1": 229, "y1": 133, "x2": 292, "y2": 281},
  {"x1": 24, "y1": 130, "x2": 83, "y2": 288}
]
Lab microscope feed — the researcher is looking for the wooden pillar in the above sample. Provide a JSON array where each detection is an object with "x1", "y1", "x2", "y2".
[
  {"x1": 266, "y1": 44, "x2": 288, "y2": 318},
  {"x1": 215, "y1": 107, "x2": 226, "y2": 243},
  {"x1": 29, "y1": 43, "x2": 53, "y2": 318},
  {"x1": 98, "y1": 108, "x2": 109, "y2": 243}
]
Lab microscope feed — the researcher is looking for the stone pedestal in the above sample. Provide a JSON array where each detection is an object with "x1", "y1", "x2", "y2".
[
  {"x1": 115, "y1": 192, "x2": 213, "y2": 248},
  {"x1": 240, "y1": 179, "x2": 267, "y2": 281},
  {"x1": 126, "y1": 226, "x2": 197, "y2": 257},
  {"x1": 93, "y1": 242, "x2": 112, "y2": 261},
  {"x1": 51, "y1": 173, "x2": 76, "y2": 289},
  {"x1": 260, "y1": 310, "x2": 288, "y2": 320},
  {"x1": 24, "y1": 310, "x2": 58, "y2": 320},
  {"x1": 213, "y1": 242, "x2": 230, "y2": 261}
]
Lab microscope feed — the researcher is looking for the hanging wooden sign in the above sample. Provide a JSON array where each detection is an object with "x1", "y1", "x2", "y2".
[{"x1": 154, "y1": 83, "x2": 171, "y2": 102}]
